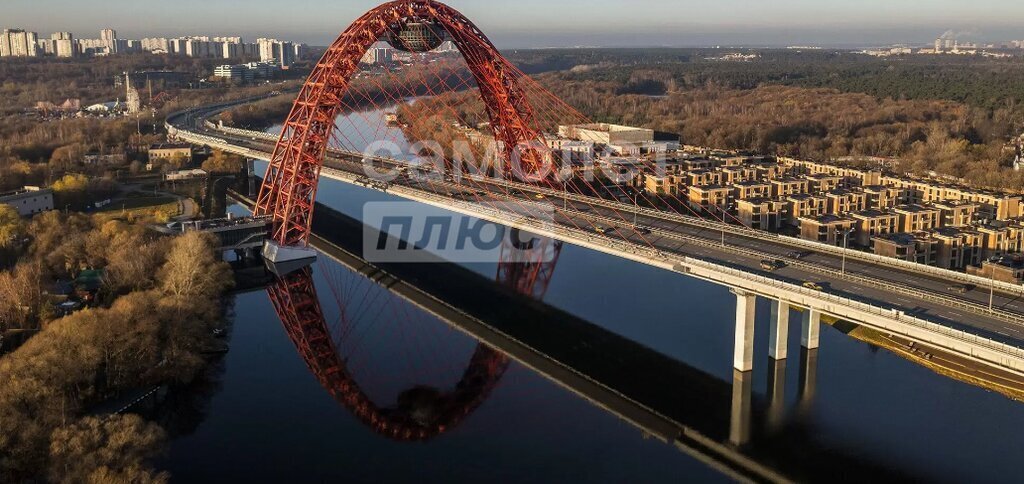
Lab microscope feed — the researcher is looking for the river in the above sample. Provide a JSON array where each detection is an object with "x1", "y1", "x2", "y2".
[{"x1": 157, "y1": 104, "x2": 1024, "y2": 482}]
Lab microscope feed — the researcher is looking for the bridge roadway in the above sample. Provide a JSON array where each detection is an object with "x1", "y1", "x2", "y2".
[{"x1": 168, "y1": 104, "x2": 1024, "y2": 375}]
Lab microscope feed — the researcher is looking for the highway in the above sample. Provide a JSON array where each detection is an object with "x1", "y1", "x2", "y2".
[{"x1": 166, "y1": 102, "x2": 1024, "y2": 350}]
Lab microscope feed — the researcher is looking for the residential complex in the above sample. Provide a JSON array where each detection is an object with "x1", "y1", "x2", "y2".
[
  {"x1": 552, "y1": 122, "x2": 1024, "y2": 280},
  {"x1": 0, "y1": 27, "x2": 306, "y2": 68}
]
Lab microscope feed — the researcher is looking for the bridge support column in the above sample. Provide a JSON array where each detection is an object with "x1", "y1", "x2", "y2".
[
  {"x1": 767, "y1": 357, "x2": 787, "y2": 431},
  {"x1": 729, "y1": 369, "x2": 753, "y2": 447},
  {"x1": 769, "y1": 300, "x2": 790, "y2": 360},
  {"x1": 732, "y1": 290, "x2": 756, "y2": 372},
  {"x1": 801, "y1": 309, "x2": 821, "y2": 349}
]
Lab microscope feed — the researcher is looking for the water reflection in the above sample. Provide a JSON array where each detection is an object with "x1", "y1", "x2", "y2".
[{"x1": 265, "y1": 232, "x2": 562, "y2": 440}]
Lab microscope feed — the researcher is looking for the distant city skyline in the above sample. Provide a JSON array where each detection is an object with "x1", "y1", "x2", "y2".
[{"x1": 4, "y1": 0, "x2": 1024, "y2": 48}]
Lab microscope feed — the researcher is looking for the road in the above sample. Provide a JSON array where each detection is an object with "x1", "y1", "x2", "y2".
[{"x1": 167, "y1": 105, "x2": 1024, "y2": 349}]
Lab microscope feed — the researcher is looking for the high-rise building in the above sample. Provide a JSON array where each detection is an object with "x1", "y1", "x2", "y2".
[
  {"x1": 52, "y1": 32, "x2": 75, "y2": 57},
  {"x1": 257, "y1": 38, "x2": 295, "y2": 68},
  {"x1": 1, "y1": 29, "x2": 40, "y2": 57},
  {"x1": 100, "y1": 28, "x2": 117, "y2": 53}
]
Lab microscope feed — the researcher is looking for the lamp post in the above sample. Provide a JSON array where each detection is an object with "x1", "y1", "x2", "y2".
[
  {"x1": 989, "y1": 265, "x2": 996, "y2": 313},
  {"x1": 721, "y1": 202, "x2": 735, "y2": 247},
  {"x1": 837, "y1": 227, "x2": 854, "y2": 276}
]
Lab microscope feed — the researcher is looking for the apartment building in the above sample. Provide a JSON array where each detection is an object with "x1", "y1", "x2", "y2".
[
  {"x1": 825, "y1": 189, "x2": 868, "y2": 215},
  {"x1": 644, "y1": 174, "x2": 685, "y2": 196},
  {"x1": 933, "y1": 200, "x2": 979, "y2": 227},
  {"x1": 976, "y1": 221, "x2": 1024, "y2": 258},
  {"x1": 805, "y1": 173, "x2": 843, "y2": 193},
  {"x1": 931, "y1": 227, "x2": 983, "y2": 270},
  {"x1": 732, "y1": 180, "x2": 772, "y2": 200},
  {"x1": 872, "y1": 232, "x2": 938, "y2": 265},
  {"x1": 687, "y1": 169, "x2": 723, "y2": 187},
  {"x1": 720, "y1": 165, "x2": 759, "y2": 184},
  {"x1": 894, "y1": 204, "x2": 942, "y2": 232},
  {"x1": 786, "y1": 194, "x2": 829, "y2": 226},
  {"x1": 799, "y1": 215, "x2": 856, "y2": 245},
  {"x1": 770, "y1": 177, "x2": 810, "y2": 198},
  {"x1": 850, "y1": 209, "x2": 900, "y2": 247},
  {"x1": 862, "y1": 185, "x2": 906, "y2": 210},
  {"x1": 737, "y1": 198, "x2": 787, "y2": 231},
  {"x1": 688, "y1": 185, "x2": 732, "y2": 212}
]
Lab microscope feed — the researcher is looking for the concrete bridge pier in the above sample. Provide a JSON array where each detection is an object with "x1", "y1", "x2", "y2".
[
  {"x1": 801, "y1": 309, "x2": 821, "y2": 349},
  {"x1": 729, "y1": 369, "x2": 753, "y2": 447},
  {"x1": 732, "y1": 290, "x2": 757, "y2": 372},
  {"x1": 769, "y1": 300, "x2": 791, "y2": 360}
]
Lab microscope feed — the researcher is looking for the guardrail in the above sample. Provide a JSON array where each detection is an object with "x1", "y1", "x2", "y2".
[
  {"x1": 179, "y1": 125, "x2": 1024, "y2": 325},
  {"x1": 178, "y1": 97, "x2": 1024, "y2": 297},
  {"x1": 195, "y1": 132, "x2": 1024, "y2": 369},
  {"x1": 340, "y1": 164, "x2": 1024, "y2": 366}
]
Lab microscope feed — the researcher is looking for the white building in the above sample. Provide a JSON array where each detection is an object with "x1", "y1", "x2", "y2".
[
  {"x1": 0, "y1": 187, "x2": 54, "y2": 217},
  {"x1": 1, "y1": 29, "x2": 40, "y2": 57}
]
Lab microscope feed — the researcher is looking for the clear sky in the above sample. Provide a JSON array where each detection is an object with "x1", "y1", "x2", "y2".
[{"x1": 5, "y1": 0, "x2": 1024, "y2": 47}]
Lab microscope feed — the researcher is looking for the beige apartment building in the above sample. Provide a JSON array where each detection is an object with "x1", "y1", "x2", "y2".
[
  {"x1": 688, "y1": 185, "x2": 732, "y2": 212},
  {"x1": 687, "y1": 169, "x2": 723, "y2": 187},
  {"x1": 976, "y1": 221, "x2": 1024, "y2": 258},
  {"x1": 799, "y1": 215, "x2": 856, "y2": 245},
  {"x1": 805, "y1": 173, "x2": 843, "y2": 193},
  {"x1": 931, "y1": 227, "x2": 984, "y2": 270},
  {"x1": 894, "y1": 204, "x2": 942, "y2": 232},
  {"x1": 786, "y1": 194, "x2": 829, "y2": 226},
  {"x1": 933, "y1": 200, "x2": 979, "y2": 227},
  {"x1": 862, "y1": 185, "x2": 906, "y2": 210},
  {"x1": 851, "y1": 209, "x2": 899, "y2": 247},
  {"x1": 825, "y1": 189, "x2": 868, "y2": 215},
  {"x1": 737, "y1": 198, "x2": 787, "y2": 231},
  {"x1": 872, "y1": 232, "x2": 938, "y2": 265},
  {"x1": 644, "y1": 174, "x2": 685, "y2": 196},
  {"x1": 733, "y1": 180, "x2": 772, "y2": 200},
  {"x1": 771, "y1": 177, "x2": 810, "y2": 198}
]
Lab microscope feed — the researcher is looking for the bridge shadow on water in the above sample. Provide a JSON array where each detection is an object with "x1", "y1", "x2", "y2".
[{"x1": 258, "y1": 202, "x2": 917, "y2": 483}]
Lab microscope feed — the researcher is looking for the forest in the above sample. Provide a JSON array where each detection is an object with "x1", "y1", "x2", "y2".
[{"x1": 0, "y1": 211, "x2": 233, "y2": 482}]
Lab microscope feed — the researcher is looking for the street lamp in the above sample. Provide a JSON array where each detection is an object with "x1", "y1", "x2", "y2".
[
  {"x1": 989, "y1": 265, "x2": 996, "y2": 312},
  {"x1": 721, "y1": 202, "x2": 735, "y2": 247},
  {"x1": 836, "y1": 227, "x2": 855, "y2": 276}
]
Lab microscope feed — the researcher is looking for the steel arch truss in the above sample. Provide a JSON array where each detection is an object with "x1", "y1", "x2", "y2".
[{"x1": 255, "y1": 0, "x2": 549, "y2": 246}]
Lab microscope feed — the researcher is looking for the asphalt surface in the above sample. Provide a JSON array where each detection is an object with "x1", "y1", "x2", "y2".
[{"x1": 172, "y1": 110, "x2": 1024, "y2": 348}]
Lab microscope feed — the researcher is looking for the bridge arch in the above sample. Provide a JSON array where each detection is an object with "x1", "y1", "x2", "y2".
[{"x1": 255, "y1": 0, "x2": 549, "y2": 246}]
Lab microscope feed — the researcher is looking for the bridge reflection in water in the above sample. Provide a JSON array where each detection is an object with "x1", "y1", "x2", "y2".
[{"x1": 261, "y1": 207, "x2": 913, "y2": 483}]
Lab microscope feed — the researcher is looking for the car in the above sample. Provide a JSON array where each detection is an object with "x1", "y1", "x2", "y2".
[
  {"x1": 760, "y1": 259, "x2": 785, "y2": 271},
  {"x1": 533, "y1": 193, "x2": 547, "y2": 200},
  {"x1": 802, "y1": 281, "x2": 824, "y2": 291},
  {"x1": 634, "y1": 226, "x2": 652, "y2": 235},
  {"x1": 787, "y1": 251, "x2": 808, "y2": 259},
  {"x1": 594, "y1": 225, "x2": 615, "y2": 234},
  {"x1": 947, "y1": 284, "x2": 970, "y2": 294}
]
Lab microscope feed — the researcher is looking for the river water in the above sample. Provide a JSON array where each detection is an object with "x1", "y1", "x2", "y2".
[{"x1": 157, "y1": 105, "x2": 1024, "y2": 482}]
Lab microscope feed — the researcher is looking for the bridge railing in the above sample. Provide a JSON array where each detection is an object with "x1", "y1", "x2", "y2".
[
  {"x1": 312, "y1": 163, "x2": 1024, "y2": 364},
  {"x1": 186, "y1": 119, "x2": 1024, "y2": 298}
]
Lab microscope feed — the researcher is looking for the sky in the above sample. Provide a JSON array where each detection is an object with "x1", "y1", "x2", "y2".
[{"x1": 5, "y1": 0, "x2": 1024, "y2": 48}]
